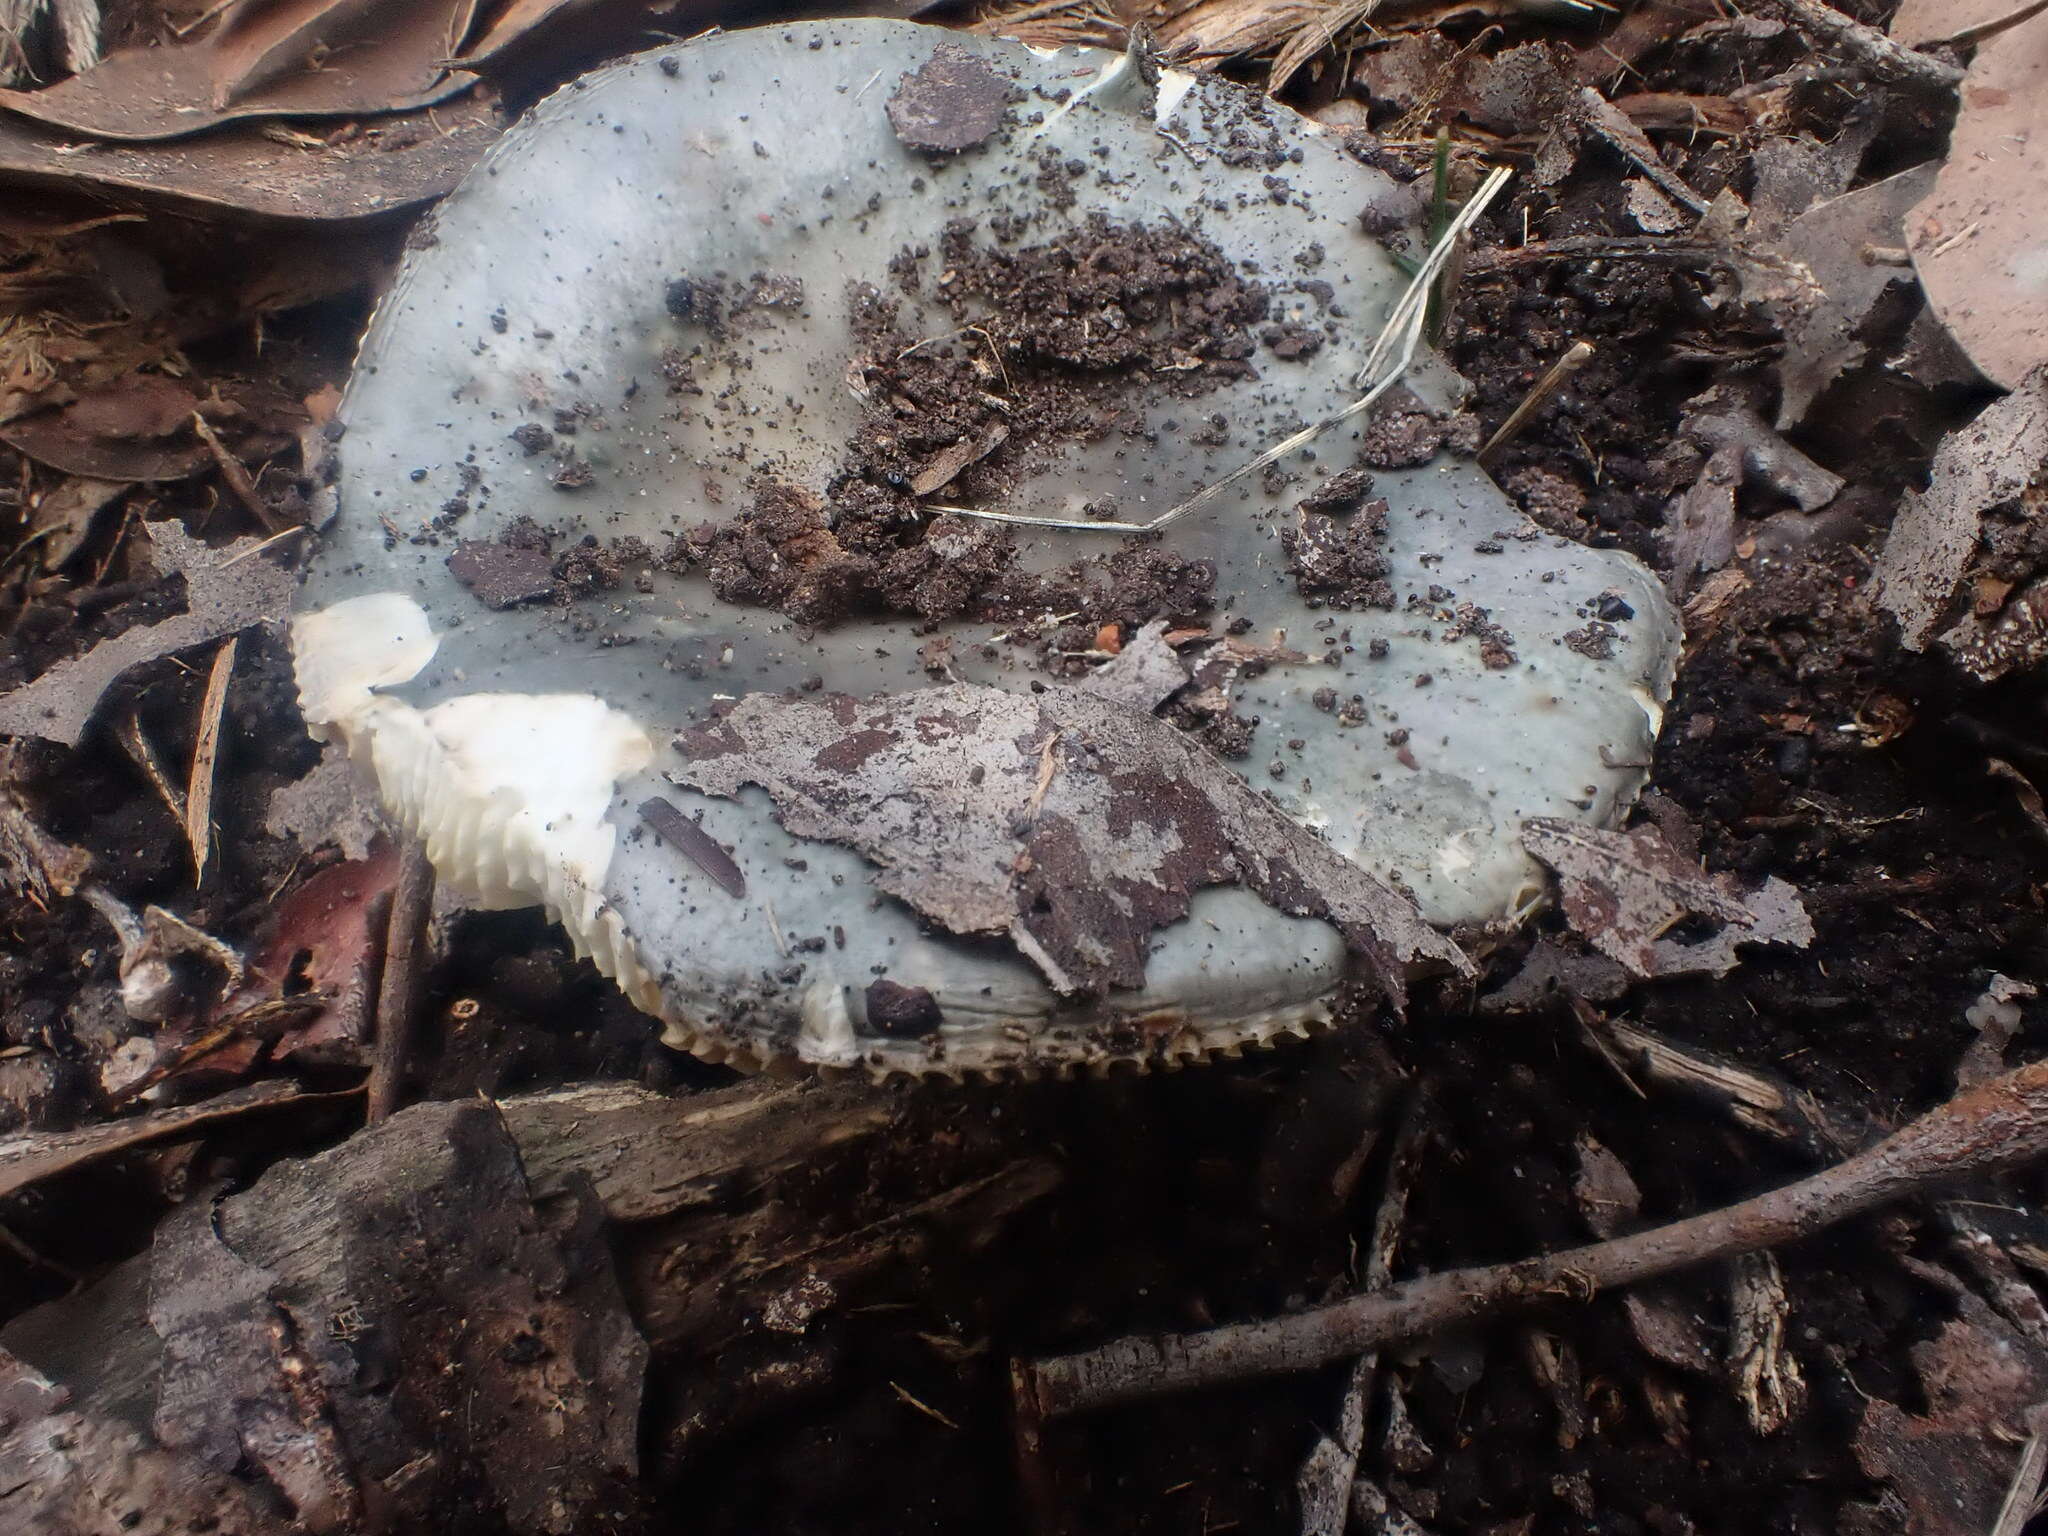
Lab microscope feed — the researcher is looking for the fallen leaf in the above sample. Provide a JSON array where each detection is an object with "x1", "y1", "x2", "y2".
[
  {"x1": 1873, "y1": 367, "x2": 2048, "y2": 651},
  {"x1": 673, "y1": 684, "x2": 1470, "y2": 1003},
  {"x1": 0, "y1": 519, "x2": 295, "y2": 746},
  {"x1": 1906, "y1": 14, "x2": 2048, "y2": 389},
  {"x1": 1758, "y1": 165, "x2": 1944, "y2": 430},
  {"x1": 1851, "y1": 1298, "x2": 2048, "y2": 1536},
  {"x1": 0, "y1": 372, "x2": 205, "y2": 479},
  {"x1": 0, "y1": 91, "x2": 504, "y2": 221},
  {"x1": 27, "y1": 474, "x2": 128, "y2": 566},
  {"x1": 0, "y1": 1, "x2": 478, "y2": 142},
  {"x1": 1523, "y1": 819, "x2": 1809, "y2": 980},
  {"x1": 216, "y1": 843, "x2": 400, "y2": 1066}
]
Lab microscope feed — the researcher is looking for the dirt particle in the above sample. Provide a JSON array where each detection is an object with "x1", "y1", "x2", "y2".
[{"x1": 886, "y1": 45, "x2": 1014, "y2": 155}]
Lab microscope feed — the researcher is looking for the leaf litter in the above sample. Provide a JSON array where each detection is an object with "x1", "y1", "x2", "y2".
[
  {"x1": 2, "y1": 1, "x2": 2048, "y2": 1532},
  {"x1": 673, "y1": 684, "x2": 1471, "y2": 1003}
]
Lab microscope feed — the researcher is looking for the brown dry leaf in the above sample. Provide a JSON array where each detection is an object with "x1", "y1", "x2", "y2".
[
  {"x1": 0, "y1": 519, "x2": 295, "y2": 747},
  {"x1": 27, "y1": 473, "x2": 128, "y2": 566},
  {"x1": 1873, "y1": 367, "x2": 2048, "y2": 651},
  {"x1": 0, "y1": 0, "x2": 478, "y2": 141},
  {"x1": 0, "y1": 90, "x2": 504, "y2": 220},
  {"x1": 1905, "y1": 13, "x2": 2048, "y2": 389},
  {"x1": 1757, "y1": 164, "x2": 1944, "y2": 430},
  {"x1": 1522, "y1": 819, "x2": 1810, "y2": 980},
  {"x1": 673, "y1": 684, "x2": 1470, "y2": 1003},
  {"x1": 1850, "y1": 1298, "x2": 2048, "y2": 1536},
  {"x1": 218, "y1": 843, "x2": 400, "y2": 1065},
  {"x1": 0, "y1": 371, "x2": 205, "y2": 479},
  {"x1": 0, "y1": 1079, "x2": 302, "y2": 1201}
]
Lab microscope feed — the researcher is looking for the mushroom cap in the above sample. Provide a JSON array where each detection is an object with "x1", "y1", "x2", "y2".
[{"x1": 294, "y1": 19, "x2": 1680, "y2": 1078}]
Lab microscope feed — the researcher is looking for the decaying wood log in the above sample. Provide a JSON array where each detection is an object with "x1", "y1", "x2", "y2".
[{"x1": 1, "y1": 1076, "x2": 1061, "y2": 1534}]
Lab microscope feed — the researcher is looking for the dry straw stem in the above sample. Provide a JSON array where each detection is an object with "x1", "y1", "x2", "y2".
[
  {"x1": 1017, "y1": 1056, "x2": 2048, "y2": 1419},
  {"x1": 183, "y1": 636, "x2": 235, "y2": 882}
]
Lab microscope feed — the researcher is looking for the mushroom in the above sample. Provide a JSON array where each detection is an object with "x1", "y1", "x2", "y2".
[{"x1": 292, "y1": 20, "x2": 1681, "y2": 1079}]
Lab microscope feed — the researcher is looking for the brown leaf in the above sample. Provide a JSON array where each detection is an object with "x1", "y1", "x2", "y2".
[
  {"x1": 218, "y1": 843, "x2": 400, "y2": 1065},
  {"x1": 0, "y1": 91, "x2": 504, "y2": 221},
  {"x1": 0, "y1": 2, "x2": 477, "y2": 142},
  {"x1": 1874, "y1": 367, "x2": 2048, "y2": 651},
  {"x1": 1906, "y1": 15, "x2": 2048, "y2": 389},
  {"x1": 1522, "y1": 819, "x2": 1806, "y2": 980},
  {"x1": 0, "y1": 373, "x2": 205, "y2": 479},
  {"x1": 673, "y1": 684, "x2": 1469, "y2": 1003}
]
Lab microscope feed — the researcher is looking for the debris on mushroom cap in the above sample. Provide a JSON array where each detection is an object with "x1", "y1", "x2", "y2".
[{"x1": 291, "y1": 19, "x2": 1682, "y2": 1080}]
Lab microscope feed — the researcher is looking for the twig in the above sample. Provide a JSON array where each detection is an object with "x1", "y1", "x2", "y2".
[
  {"x1": 1930, "y1": 0, "x2": 2048, "y2": 49},
  {"x1": 113, "y1": 710, "x2": 187, "y2": 829},
  {"x1": 190, "y1": 412, "x2": 288, "y2": 533},
  {"x1": 367, "y1": 838, "x2": 434, "y2": 1122},
  {"x1": 1467, "y1": 236, "x2": 1732, "y2": 275},
  {"x1": 1295, "y1": 1094, "x2": 1425, "y2": 1536},
  {"x1": 184, "y1": 637, "x2": 235, "y2": 882},
  {"x1": 1477, "y1": 340, "x2": 1595, "y2": 467},
  {"x1": 1752, "y1": 0, "x2": 1964, "y2": 91},
  {"x1": 1989, "y1": 759, "x2": 2048, "y2": 848},
  {"x1": 1017, "y1": 1058, "x2": 2048, "y2": 1418},
  {"x1": 1990, "y1": 1404, "x2": 2048, "y2": 1536}
]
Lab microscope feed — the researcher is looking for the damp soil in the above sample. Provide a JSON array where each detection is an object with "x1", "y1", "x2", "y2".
[
  {"x1": 3, "y1": 10, "x2": 2047, "y2": 1536},
  {"x1": 669, "y1": 215, "x2": 1267, "y2": 634}
]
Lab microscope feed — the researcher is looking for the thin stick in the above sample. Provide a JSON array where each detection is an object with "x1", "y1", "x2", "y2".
[
  {"x1": 190, "y1": 413, "x2": 287, "y2": 533},
  {"x1": 1931, "y1": 0, "x2": 2048, "y2": 49},
  {"x1": 1990, "y1": 1405, "x2": 2048, "y2": 1536},
  {"x1": 367, "y1": 839, "x2": 435, "y2": 1122},
  {"x1": 934, "y1": 166, "x2": 1514, "y2": 537},
  {"x1": 1754, "y1": 0, "x2": 1964, "y2": 91},
  {"x1": 184, "y1": 637, "x2": 236, "y2": 883},
  {"x1": 1295, "y1": 1096, "x2": 1425, "y2": 1536},
  {"x1": 1017, "y1": 1057, "x2": 2048, "y2": 1419},
  {"x1": 1477, "y1": 340, "x2": 1595, "y2": 467}
]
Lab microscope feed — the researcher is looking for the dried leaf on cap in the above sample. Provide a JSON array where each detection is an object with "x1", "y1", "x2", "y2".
[
  {"x1": 0, "y1": 520, "x2": 293, "y2": 747},
  {"x1": 673, "y1": 684, "x2": 1470, "y2": 1003}
]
